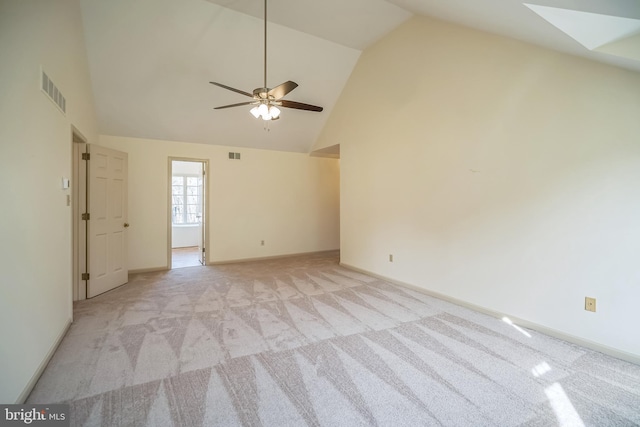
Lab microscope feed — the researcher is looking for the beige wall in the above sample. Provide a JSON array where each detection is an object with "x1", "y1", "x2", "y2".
[
  {"x1": 0, "y1": 0, "x2": 99, "y2": 402},
  {"x1": 315, "y1": 16, "x2": 640, "y2": 357},
  {"x1": 98, "y1": 135, "x2": 340, "y2": 269}
]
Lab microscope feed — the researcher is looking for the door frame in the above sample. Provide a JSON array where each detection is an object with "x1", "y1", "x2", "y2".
[
  {"x1": 167, "y1": 157, "x2": 210, "y2": 268},
  {"x1": 71, "y1": 127, "x2": 87, "y2": 301}
]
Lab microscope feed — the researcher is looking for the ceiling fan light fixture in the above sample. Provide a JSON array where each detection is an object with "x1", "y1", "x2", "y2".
[{"x1": 250, "y1": 102, "x2": 278, "y2": 120}]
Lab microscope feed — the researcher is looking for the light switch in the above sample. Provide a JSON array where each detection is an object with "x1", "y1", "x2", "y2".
[{"x1": 62, "y1": 177, "x2": 70, "y2": 189}]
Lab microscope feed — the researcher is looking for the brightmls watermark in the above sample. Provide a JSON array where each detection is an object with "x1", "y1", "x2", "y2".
[{"x1": 0, "y1": 405, "x2": 69, "y2": 426}]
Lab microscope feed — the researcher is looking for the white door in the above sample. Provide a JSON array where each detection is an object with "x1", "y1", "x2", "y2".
[{"x1": 87, "y1": 144, "x2": 128, "y2": 298}]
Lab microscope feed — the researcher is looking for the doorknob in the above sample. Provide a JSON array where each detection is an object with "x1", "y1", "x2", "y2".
[{"x1": 124, "y1": 223, "x2": 130, "y2": 228}]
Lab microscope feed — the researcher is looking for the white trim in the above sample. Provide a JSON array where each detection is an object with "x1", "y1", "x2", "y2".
[
  {"x1": 16, "y1": 318, "x2": 72, "y2": 403},
  {"x1": 340, "y1": 262, "x2": 640, "y2": 366}
]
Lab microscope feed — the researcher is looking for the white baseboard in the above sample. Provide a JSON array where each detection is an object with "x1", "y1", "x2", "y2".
[
  {"x1": 209, "y1": 249, "x2": 340, "y2": 266},
  {"x1": 340, "y1": 263, "x2": 640, "y2": 366},
  {"x1": 129, "y1": 266, "x2": 169, "y2": 275},
  {"x1": 16, "y1": 318, "x2": 72, "y2": 403}
]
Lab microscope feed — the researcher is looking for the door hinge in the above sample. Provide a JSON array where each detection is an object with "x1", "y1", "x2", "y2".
[
  {"x1": 82, "y1": 213, "x2": 90, "y2": 220},
  {"x1": 82, "y1": 152, "x2": 90, "y2": 160},
  {"x1": 82, "y1": 273, "x2": 90, "y2": 280},
  {"x1": 202, "y1": 248, "x2": 205, "y2": 253}
]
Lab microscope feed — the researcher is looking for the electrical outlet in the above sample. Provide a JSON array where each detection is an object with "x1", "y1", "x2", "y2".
[
  {"x1": 389, "y1": 254, "x2": 393, "y2": 262},
  {"x1": 585, "y1": 297, "x2": 596, "y2": 312},
  {"x1": 261, "y1": 240, "x2": 265, "y2": 246}
]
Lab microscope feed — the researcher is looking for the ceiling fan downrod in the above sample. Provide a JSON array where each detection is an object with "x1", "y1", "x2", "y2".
[
  {"x1": 254, "y1": 0, "x2": 279, "y2": 121},
  {"x1": 263, "y1": 0, "x2": 267, "y2": 90},
  {"x1": 208, "y1": 0, "x2": 324, "y2": 120}
]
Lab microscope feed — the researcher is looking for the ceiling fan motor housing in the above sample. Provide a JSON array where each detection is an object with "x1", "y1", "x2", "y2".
[{"x1": 253, "y1": 88, "x2": 270, "y2": 99}]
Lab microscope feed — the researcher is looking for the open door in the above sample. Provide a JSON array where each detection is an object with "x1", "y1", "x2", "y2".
[{"x1": 86, "y1": 144, "x2": 129, "y2": 298}]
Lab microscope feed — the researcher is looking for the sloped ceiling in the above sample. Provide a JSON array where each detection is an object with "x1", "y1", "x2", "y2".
[{"x1": 79, "y1": 0, "x2": 640, "y2": 153}]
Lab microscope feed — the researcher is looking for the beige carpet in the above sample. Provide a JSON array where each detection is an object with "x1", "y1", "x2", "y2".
[{"x1": 28, "y1": 252, "x2": 640, "y2": 426}]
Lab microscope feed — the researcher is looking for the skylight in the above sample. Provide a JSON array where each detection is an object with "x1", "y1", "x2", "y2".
[{"x1": 524, "y1": 3, "x2": 640, "y2": 61}]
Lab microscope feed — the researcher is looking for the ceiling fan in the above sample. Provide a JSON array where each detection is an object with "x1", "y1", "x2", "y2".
[{"x1": 210, "y1": 0, "x2": 323, "y2": 121}]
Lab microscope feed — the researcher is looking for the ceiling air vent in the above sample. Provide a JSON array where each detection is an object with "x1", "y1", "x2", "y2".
[{"x1": 41, "y1": 68, "x2": 66, "y2": 115}]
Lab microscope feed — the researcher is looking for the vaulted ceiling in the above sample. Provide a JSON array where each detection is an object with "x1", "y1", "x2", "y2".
[{"x1": 79, "y1": 0, "x2": 640, "y2": 153}]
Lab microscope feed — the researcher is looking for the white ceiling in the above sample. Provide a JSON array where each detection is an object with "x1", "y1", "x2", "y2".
[{"x1": 79, "y1": 0, "x2": 640, "y2": 153}]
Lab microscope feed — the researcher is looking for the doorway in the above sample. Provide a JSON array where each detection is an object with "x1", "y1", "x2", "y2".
[
  {"x1": 168, "y1": 158, "x2": 208, "y2": 269},
  {"x1": 72, "y1": 131, "x2": 87, "y2": 301}
]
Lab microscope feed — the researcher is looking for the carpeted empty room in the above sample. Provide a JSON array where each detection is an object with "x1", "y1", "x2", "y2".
[{"x1": 27, "y1": 252, "x2": 640, "y2": 426}]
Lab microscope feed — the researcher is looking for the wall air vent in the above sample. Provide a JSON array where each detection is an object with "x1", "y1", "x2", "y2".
[
  {"x1": 228, "y1": 152, "x2": 241, "y2": 160},
  {"x1": 41, "y1": 68, "x2": 66, "y2": 115}
]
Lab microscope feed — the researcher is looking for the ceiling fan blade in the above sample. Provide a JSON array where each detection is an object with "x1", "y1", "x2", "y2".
[
  {"x1": 214, "y1": 101, "x2": 256, "y2": 110},
  {"x1": 209, "y1": 82, "x2": 253, "y2": 98},
  {"x1": 279, "y1": 100, "x2": 323, "y2": 112},
  {"x1": 268, "y1": 81, "x2": 298, "y2": 100}
]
